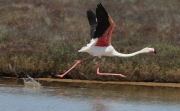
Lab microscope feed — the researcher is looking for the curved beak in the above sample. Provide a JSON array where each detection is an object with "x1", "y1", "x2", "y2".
[{"x1": 154, "y1": 50, "x2": 157, "y2": 54}]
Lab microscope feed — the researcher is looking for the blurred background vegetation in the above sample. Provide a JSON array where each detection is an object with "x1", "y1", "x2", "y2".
[{"x1": 0, "y1": 0, "x2": 180, "y2": 82}]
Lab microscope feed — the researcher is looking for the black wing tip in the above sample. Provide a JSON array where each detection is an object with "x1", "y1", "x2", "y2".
[
  {"x1": 97, "y1": 3, "x2": 103, "y2": 8},
  {"x1": 87, "y1": 9, "x2": 92, "y2": 12},
  {"x1": 87, "y1": 9, "x2": 95, "y2": 16},
  {"x1": 96, "y1": 3, "x2": 107, "y2": 14},
  {"x1": 87, "y1": 10, "x2": 90, "y2": 14},
  {"x1": 87, "y1": 9, "x2": 95, "y2": 17},
  {"x1": 97, "y1": 3, "x2": 102, "y2": 5},
  {"x1": 93, "y1": 2, "x2": 110, "y2": 38}
]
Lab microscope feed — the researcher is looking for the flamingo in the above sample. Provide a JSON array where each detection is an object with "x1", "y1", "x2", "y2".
[{"x1": 57, "y1": 3, "x2": 156, "y2": 78}]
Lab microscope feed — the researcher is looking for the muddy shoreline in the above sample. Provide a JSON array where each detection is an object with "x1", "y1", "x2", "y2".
[
  {"x1": 37, "y1": 78, "x2": 180, "y2": 88},
  {"x1": 2, "y1": 77, "x2": 179, "y2": 88}
]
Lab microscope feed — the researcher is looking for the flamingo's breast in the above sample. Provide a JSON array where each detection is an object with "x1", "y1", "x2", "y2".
[{"x1": 89, "y1": 45, "x2": 115, "y2": 57}]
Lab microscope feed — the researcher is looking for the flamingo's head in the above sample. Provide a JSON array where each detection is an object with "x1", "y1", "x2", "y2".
[{"x1": 141, "y1": 47, "x2": 156, "y2": 54}]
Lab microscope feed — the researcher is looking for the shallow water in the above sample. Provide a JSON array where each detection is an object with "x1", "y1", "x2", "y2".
[{"x1": 0, "y1": 78, "x2": 180, "y2": 111}]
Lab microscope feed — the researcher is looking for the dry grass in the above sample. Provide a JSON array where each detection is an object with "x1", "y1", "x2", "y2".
[{"x1": 0, "y1": 0, "x2": 180, "y2": 82}]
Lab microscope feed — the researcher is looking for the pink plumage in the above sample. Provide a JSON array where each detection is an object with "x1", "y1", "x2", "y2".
[{"x1": 57, "y1": 3, "x2": 156, "y2": 78}]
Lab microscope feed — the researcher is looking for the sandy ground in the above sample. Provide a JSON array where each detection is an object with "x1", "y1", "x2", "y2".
[{"x1": 36, "y1": 78, "x2": 180, "y2": 88}]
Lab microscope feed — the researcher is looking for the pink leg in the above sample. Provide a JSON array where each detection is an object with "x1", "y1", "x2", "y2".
[
  {"x1": 56, "y1": 56, "x2": 93, "y2": 78},
  {"x1": 96, "y1": 58, "x2": 126, "y2": 77}
]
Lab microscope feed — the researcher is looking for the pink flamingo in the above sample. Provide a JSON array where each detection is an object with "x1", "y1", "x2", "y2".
[{"x1": 57, "y1": 3, "x2": 156, "y2": 78}]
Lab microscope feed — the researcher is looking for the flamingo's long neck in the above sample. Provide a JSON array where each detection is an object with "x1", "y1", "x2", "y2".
[{"x1": 113, "y1": 50, "x2": 143, "y2": 57}]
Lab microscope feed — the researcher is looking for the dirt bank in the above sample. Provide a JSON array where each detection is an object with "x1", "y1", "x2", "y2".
[
  {"x1": 36, "y1": 78, "x2": 180, "y2": 88},
  {"x1": 1, "y1": 77, "x2": 180, "y2": 88}
]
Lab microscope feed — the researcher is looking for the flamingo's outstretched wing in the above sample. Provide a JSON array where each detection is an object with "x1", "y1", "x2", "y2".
[
  {"x1": 94, "y1": 3, "x2": 110, "y2": 39},
  {"x1": 86, "y1": 3, "x2": 114, "y2": 46},
  {"x1": 87, "y1": 9, "x2": 97, "y2": 38}
]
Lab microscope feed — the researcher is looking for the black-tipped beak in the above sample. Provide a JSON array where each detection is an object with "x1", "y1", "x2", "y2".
[{"x1": 154, "y1": 50, "x2": 157, "y2": 54}]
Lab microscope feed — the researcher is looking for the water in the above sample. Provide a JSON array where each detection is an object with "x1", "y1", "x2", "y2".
[
  {"x1": 22, "y1": 75, "x2": 41, "y2": 88},
  {"x1": 0, "y1": 78, "x2": 180, "y2": 111}
]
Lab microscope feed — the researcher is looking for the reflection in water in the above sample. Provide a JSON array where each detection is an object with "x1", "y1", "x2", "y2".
[
  {"x1": 91, "y1": 97, "x2": 110, "y2": 111},
  {"x1": 0, "y1": 78, "x2": 180, "y2": 111}
]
